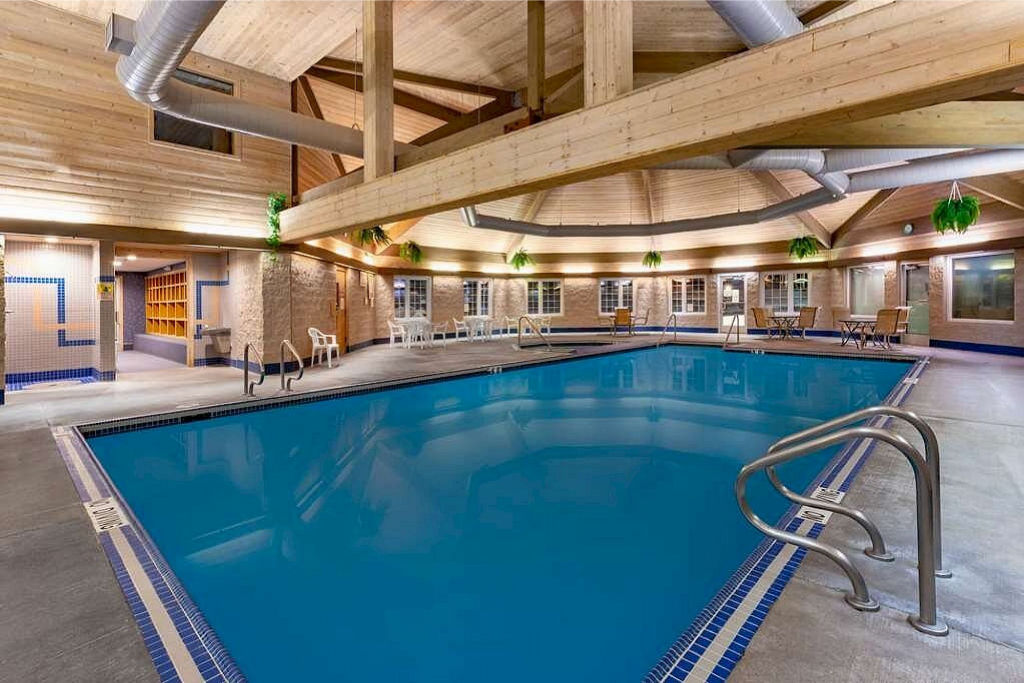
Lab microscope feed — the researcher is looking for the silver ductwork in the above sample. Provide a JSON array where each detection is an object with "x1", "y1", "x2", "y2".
[
  {"x1": 706, "y1": 0, "x2": 804, "y2": 48},
  {"x1": 823, "y1": 148, "x2": 969, "y2": 173},
  {"x1": 657, "y1": 149, "x2": 850, "y2": 195},
  {"x1": 848, "y1": 149, "x2": 1024, "y2": 192},
  {"x1": 108, "y1": 1, "x2": 412, "y2": 158}
]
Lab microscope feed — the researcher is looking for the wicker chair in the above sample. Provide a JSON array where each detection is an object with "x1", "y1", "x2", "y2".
[
  {"x1": 793, "y1": 306, "x2": 818, "y2": 340},
  {"x1": 750, "y1": 307, "x2": 782, "y2": 339},
  {"x1": 831, "y1": 306, "x2": 851, "y2": 344},
  {"x1": 608, "y1": 307, "x2": 632, "y2": 336},
  {"x1": 869, "y1": 308, "x2": 901, "y2": 349}
]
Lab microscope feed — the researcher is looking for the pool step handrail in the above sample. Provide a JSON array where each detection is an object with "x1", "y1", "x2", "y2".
[
  {"x1": 280, "y1": 339, "x2": 304, "y2": 391},
  {"x1": 517, "y1": 315, "x2": 552, "y2": 350},
  {"x1": 656, "y1": 313, "x2": 677, "y2": 346},
  {"x1": 736, "y1": 416, "x2": 948, "y2": 636},
  {"x1": 723, "y1": 312, "x2": 741, "y2": 348},
  {"x1": 243, "y1": 342, "x2": 266, "y2": 396}
]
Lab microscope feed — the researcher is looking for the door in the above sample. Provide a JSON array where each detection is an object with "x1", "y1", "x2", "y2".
[
  {"x1": 719, "y1": 273, "x2": 747, "y2": 330},
  {"x1": 903, "y1": 263, "x2": 929, "y2": 343},
  {"x1": 335, "y1": 267, "x2": 347, "y2": 354}
]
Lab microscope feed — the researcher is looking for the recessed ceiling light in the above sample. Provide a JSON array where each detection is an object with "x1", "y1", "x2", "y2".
[
  {"x1": 126, "y1": 254, "x2": 138, "y2": 261},
  {"x1": 44, "y1": 236, "x2": 58, "y2": 244},
  {"x1": 902, "y1": 222, "x2": 914, "y2": 235},
  {"x1": 112, "y1": 260, "x2": 124, "y2": 267}
]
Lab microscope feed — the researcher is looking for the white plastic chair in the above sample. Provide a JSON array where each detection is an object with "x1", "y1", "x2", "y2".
[
  {"x1": 536, "y1": 316, "x2": 552, "y2": 334},
  {"x1": 453, "y1": 318, "x2": 470, "y2": 341},
  {"x1": 388, "y1": 319, "x2": 407, "y2": 349},
  {"x1": 431, "y1": 320, "x2": 449, "y2": 348},
  {"x1": 503, "y1": 316, "x2": 519, "y2": 337},
  {"x1": 308, "y1": 327, "x2": 339, "y2": 368}
]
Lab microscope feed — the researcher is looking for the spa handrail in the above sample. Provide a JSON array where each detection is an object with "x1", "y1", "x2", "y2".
[
  {"x1": 656, "y1": 313, "x2": 678, "y2": 346},
  {"x1": 280, "y1": 339, "x2": 304, "y2": 391},
  {"x1": 243, "y1": 342, "x2": 266, "y2": 396},
  {"x1": 723, "y1": 312, "x2": 741, "y2": 348},
  {"x1": 737, "y1": 425, "x2": 948, "y2": 636},
  {"x1": 517, "y1": 315, "x2": 552, "y2": 350},
  {"x1": 767, "y1": 405, "x2": 948, "y2": 577}
]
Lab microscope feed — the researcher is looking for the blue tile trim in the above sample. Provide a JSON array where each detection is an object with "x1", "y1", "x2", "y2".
[
  {"x1": 929, "y1": 338, "x2": 1024, "y2": 357},
  {"x1": 747, "y1": 328, "x2": 842, "y2": 338},
  {"x1": 0, "y1": 388, "x2": 5, "y2": 406},
  {"x1": 645, "y1": 356, "x2": 928, "y2": 682},
  {"x1": 4, "y1": 275, "x2": 96, "y2": 345},
  {"x1": 98, "y1": 274, "x2": 116, "y2": 283},
  {"x1": 5, "y1": 367, "x2": 101, "y2": 391}
]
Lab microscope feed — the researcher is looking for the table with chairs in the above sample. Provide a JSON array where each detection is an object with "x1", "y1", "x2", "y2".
[
  {"x1": 605, "y1": 308, "x2": 648, "y2": 336},
  {"x1": 838, "y1": 307, "x2": 907, "y2": 350},
  {"x1": 750, "y1": 306, "x2": 819, "y2": 340}
]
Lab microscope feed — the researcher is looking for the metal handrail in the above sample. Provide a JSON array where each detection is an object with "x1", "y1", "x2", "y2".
[
  {"x1": 768, "y1": 405, "x2": 948, "y2": 577},
  {"x1": 243, "y1": 343, "x2": 266, "y2": 396},
  {"x1": 517, "y1": 315, "x2": 552, "y2": 350},
  {"x1": 656, "y1": 313, "x2": 678, "y2": 346},
  {"x1": 723, "y1": 312, "x2": 741, "y2": 348},
  {"x1": 279, "y1": 339, "x2": 304, "y2": 391},
  {"x1": 737, "y1": 426, "x2": 948, "y2": 636}
]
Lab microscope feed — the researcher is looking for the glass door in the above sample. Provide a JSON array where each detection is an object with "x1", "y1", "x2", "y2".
[
  {"x1": 903, "y1": 263, "x2": 929, "y2": 342},
  {"x1": 719, "y1": 274, "x2": 747, "y2": 329}
]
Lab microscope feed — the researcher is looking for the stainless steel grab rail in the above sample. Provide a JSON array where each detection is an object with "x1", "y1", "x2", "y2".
[
  {"x1": 737, "y1": 426, "x2": 948, "y2": 636},
  {"x1": 656, "y1": 313, "x2": 678, "y2": 346},
  {"x1": 517, "y1": 315, "x2": 552, "y2": 350},
  {"x1": 723, "y1": 312, "x2": 741, "y2": 348},
  {"x1": 279, "y1": 339, "x2": 304, "y2": 391},
  {"x1": 243, "y1": 342, "x2": 266, "y2": 396},
  {"x1": 768, "y1": 405, "x2": 948, "y2": 577}
]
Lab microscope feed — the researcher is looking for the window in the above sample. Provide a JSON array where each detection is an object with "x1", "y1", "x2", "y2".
[
  {"x1": 154, "y1": 69, "x2": 234, "y2": 154},
  {"x1": 463, "y1": 279, "x2": 491, "y2": 316},
  {"x1": 526, "y1": 280, "x2": 562, "y2": 315},
  {"x1": 761, "y1": 272, "x2": 810, "y2": 313},
  {"x1": 393, "y1": 276, "x2": 430, "y2": 318},
  {"x1": 599, "y1": 279, "x2": 633, "y2": 314},
  {"x1": 672, "y1": 277, "x2": 706, "y2": 314},
  {"x1": 849, "y1": 265, "x2": 885, "y2": 316},
  {"x1": 950, "y1": 252, "x2": 1014, "y2": 322}
]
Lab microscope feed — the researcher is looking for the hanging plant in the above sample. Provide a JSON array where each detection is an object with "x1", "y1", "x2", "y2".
[
  {"x1": 509, "y1": 248, "x2": 535, "y2": 271},
  {"x1": 398, "y1": 241, "x2": 423, "y2": 264},
  {"x1": 642, "y1": 250, "x2": 663, "y2": 269},
  {"x1": 265, "y1": 192, "x2": 287, "y2": 255},
  {"x1": 931, "y1": 181, "x2": 980, "y2": 234},
  {"x1": 351, "y1": 225, "x2": 392, "y2": 249},
  {"x1": 788, "y1": 236, "x2": 820, "y2": 260}
]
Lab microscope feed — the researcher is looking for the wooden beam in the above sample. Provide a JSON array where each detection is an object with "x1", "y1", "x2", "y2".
[
  {"x1": 583, "y1": 0, "x2": 632, "y2": 107},
  {"x1": 297, "y1": 76, "x2": 346, "y2": 177},
  {"x1": 522, "y1": 190, "x2": 550, "y2": 222},
  {"x1": 1, "y1": 218, "x2": 274, "y2": 251},
  {"x1": 632, "y1": 51, "x2": 737, "y2": 74},
  {"x1": 751, "y1": 171, "x2": 832, "y2": 247},
  {"x1": 505, "y1": 234, "x2": 527, "y2": 264},
  {"x1": 280, "y1": 1, "x2": 1024, "y2": 242},
  {"x1": 362, "y1": 0, "x2": 394, "y2": 180},
  {"x1": 315, "y1": 56, "x2": 513, "y2": 103},
  {"x1": 961, "y1": 174, "x2": 1024, "y2": 212},
  {"x1": 290, "y1": 79, "x2": 300, "y2": 199},
  {"x1": 639, "y1": 170, "x2": 656, "y2": 223},
  {"x1": 831, "y1": 188, "x2": 900, "y2": 247},
  {"x1": 527, "y1": 1, "x2": 545, "y2": 115},
  {"x1": 377, "y1": 217, "x2": 424, "y2": 254},
  {"x1": 767, "y1": 101, "x2": 1024, "y2": 148},
  {"x1": 408, "y1": 97, "x2": 519, "y2": 147},
  {"x1": 543, "y1": 68, "x2": 582, "y2": 117},
  {"x1": 798, "y1": 1, "x2": 852, "y2": 26},
  {"x1": 306, "y1": 67, "x2": 461, "y2": 124}
]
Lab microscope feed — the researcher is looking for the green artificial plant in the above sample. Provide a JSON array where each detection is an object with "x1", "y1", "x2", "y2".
[
  {"x1": 788, "y1": 236, "x2": 820, "y2": 260},
  {"x1": 398, "y1": 241, "x2": 423, "y2": 264},
  {"x1": 265, "y1": 192, "x2": 287, "y2": 255},
  {"x1": 642, "y1": 250, "x2": 663, "y2": 269},
  {"x1": 352, "y1": 225, "x2": 392, "y2": 249},
  {"x1": 509, "y1": 248, "x2": 535, "y2": 271},
  {"x1": 931, "y1": 181, "x2": 981, "y2": 234}
]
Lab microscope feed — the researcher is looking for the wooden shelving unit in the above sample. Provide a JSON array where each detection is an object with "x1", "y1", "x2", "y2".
[{"x1": 145, "y1": 269, "x2": 188, "y2": 338}]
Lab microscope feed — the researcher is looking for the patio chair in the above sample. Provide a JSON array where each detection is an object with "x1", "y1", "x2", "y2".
[
  {"x1": 607, "y1": 308, "x2": 632, "y2": 336},
  {"x1": 793, "y1": 307, "x2": 818, "y2": 340},
  {"x1": 536, "y1": 316, "x2": 552, "y2": 334},
  {"x1": 308, "y1": 327, "x2": 340, "y2": 368},
  {"x1": 387, "y1": 319, "x2": 406, "y2": 349},
  {"x1": 430, "y1": 320, "x2": 449, "y2": 348},
  {"x1": 750, "y1": 307, "x2": 782, "y2": 339},
  {"x1": 632, "y1": 310, "x2": 650, "y2": 333},
  {"x1": 868, "y1": 308, "x2": 900, "y2": 349},
  {"x1": 895, "y1": 306, "x2": 911, "y2": 336},
  {"x1": 453, "y1": 318, "x2": 470, "y2": 341}
]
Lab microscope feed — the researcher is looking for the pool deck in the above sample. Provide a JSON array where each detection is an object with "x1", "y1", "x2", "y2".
[{"x1": 1, "y1": 333, "x2": 1021, "y2": 681}]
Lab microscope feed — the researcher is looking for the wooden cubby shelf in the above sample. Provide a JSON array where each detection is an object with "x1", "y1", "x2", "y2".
[{"x1": 145, "y1": 269, "x2": 188, "y2": 339}]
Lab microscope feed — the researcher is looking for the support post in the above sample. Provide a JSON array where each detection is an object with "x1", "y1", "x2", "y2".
[
  {"x1": 583, "y1": 0, "x2": 632, "y2": 106},
  {"x1": 527, "y1": 1, "x2": 545, "y2": 117},
  {"x1": 95, "y1": 240, "x2": 116, "y2": 382},
  {"x1": 362, "y1": 0, "x2": 394, "y2": 180}
]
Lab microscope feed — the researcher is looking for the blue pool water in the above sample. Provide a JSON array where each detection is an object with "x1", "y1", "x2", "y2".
[{"x1": 88, "y1": 346, "x2": 909, "y2": 682}]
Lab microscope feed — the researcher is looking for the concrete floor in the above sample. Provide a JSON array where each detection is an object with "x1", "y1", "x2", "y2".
[
  {"x1": 115, "y1": 349, "x2": 184, "y2": 373},
  {"x1": 1, "y1": 334, "x2": 1021, "y2": 681}
]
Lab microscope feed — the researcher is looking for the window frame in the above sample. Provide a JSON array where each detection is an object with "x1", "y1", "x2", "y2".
[
  {"x1": 462, "y1": 278, "x2": 492, "y2": 316},
  {"x1": 598, "y1": 278, "x2": 633, "y2": 315},
  {"x1": 526, "y1": 279, "x2": 563, "y2": 316},
  {"x1": 149, "y1": 68, "x2": 240, "y2": 159},
  {"x1": 671, "y1": 276, "x2": 707, "y2": 315},
  {"x1": 847, "y1": 264, "x2": 887, "y2": 319},
  {"x1": 393, "y1": 275, "x2": 432, "y2": 319},
  {"x1": 946, "y1": 250, "x2": 1015, "y2": 325},
  {"x1": 760, "y1": 270, "x2": 811, "y2": 314}
]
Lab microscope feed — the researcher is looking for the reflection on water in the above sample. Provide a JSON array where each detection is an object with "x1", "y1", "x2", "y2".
[{"x1": 89, "y1": 347, "x2": 909, "y2": 683}]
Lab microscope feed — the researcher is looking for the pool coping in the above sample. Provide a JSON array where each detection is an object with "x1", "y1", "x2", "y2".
[{"x1": 52, "y1": 343, "x2": 924, "y2": 683}]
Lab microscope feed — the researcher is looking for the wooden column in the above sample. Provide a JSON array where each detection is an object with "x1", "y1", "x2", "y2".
[
  {"x1": 290, "y1": 79, "x2": 299, "y2": 200},
  {"x1": 583, "y1": 0, "x2": 632, "y2": 107},
  {"x1": 362, "y1": 0, "x2": 394, "y2": 180},
  {"x1": 527, "y1": 1, "x2": 545, "y2": 116}
]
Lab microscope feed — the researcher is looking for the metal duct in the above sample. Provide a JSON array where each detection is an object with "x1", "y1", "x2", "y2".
[
  {"x1": 823, "y1": 148, "x2": 970, "y2": 173},
  {"x1": 705, "y1": 0, "x2": 804, "y2": 48},
  {"x1": 657, "y1": 149, "x2": 850, "y2": 195},
  {"x1": 108, "y1": 1, "x2": 413, "y2": 158},
  {"x1": 848, "y1": 149, "x2": 1024, "y2": 192}
]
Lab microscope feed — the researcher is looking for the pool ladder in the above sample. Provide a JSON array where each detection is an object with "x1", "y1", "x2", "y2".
[
  {"x1": 736, "y1": 405, "x2": 950, "y2": 636},
  {"x1": 655, "y1": 314, "x2": 677, "y2": 346},
  {"x1": 516, "y1": 315, "x2": 552, "y2": 350},
  {"x1": 241, "y1": 339, "x2": 304, "y2": 395},
  {"x1": 722, "y1": 312, "x2": 741, "y2": 348}
]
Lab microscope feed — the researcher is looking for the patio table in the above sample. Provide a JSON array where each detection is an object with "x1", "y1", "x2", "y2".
[
  {"x1": 839, "y1": 318, "x2": 876, "y2": 349},
  {"x1": 396, "y1": 317, "x2": 431, "y2": 349},
  {"x1": 767, "y1": 314, "x2": 799, "y2": 339}
]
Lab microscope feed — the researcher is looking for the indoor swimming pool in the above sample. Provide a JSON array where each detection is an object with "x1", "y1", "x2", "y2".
[{"x1": 85, "y1": 346, "x2": 911, "y2": 682}]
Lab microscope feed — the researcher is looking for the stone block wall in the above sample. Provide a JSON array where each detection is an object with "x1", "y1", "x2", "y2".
[{"x1": 288, "y1": 254, "x2": 336, "y2": 358}]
